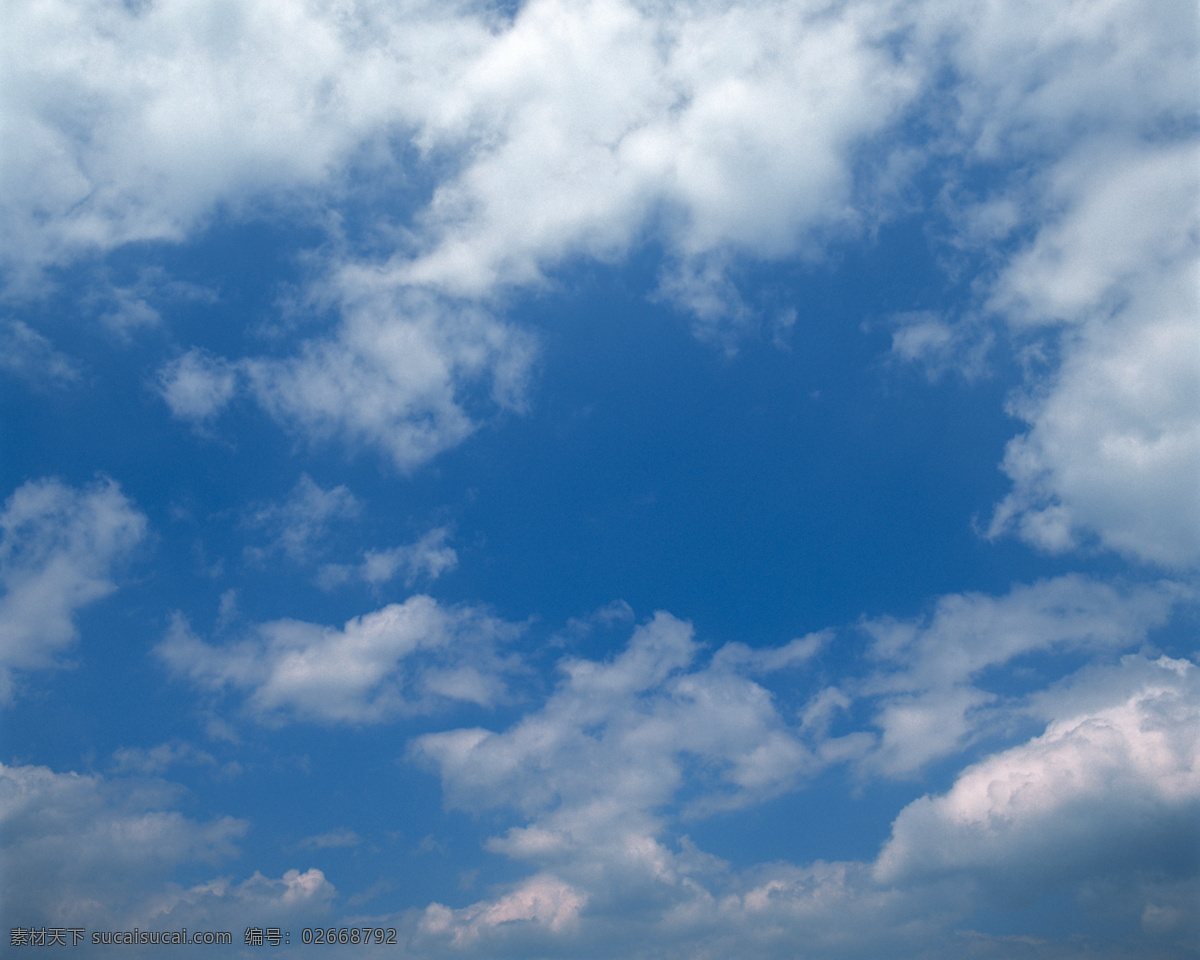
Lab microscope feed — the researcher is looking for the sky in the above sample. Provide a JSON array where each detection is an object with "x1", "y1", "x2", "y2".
[{"x1": 1, "y1": 0, "x2": 1198, "y2": 956}]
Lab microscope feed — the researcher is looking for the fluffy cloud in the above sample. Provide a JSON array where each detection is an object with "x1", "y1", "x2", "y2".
[
  {"x1": 243, "y1": 288, "x2": 536, "y2": 471},
  {"x1": 416, "y1": 873, "x2": 587, "y2": 952},
  {"x1": 0, "y1": 477, "x2": 146, "y2": 701},
  {"x1": 8, "y1": 0, "x2": 913, "y2": 465},
  {"x1": 156, "y1": 286, "x2": 537, "y2": 472},
  {"x1": 133, "y1": 867, "x2": 335, "y2": 935},
  {"x1": 359, "y1": 527, "x2": 457, "y2": 585},
  {"x1": 874, "y1": 654, "x2": 1200, "y2": 945},
  {"x1": 387, "y1": 0, "x2": 917, "y2": 306},
  {"x1": 986, "y1": 145, "x2": 1200, "y2": 567},
  {"x1": 414, "y1": 612, "x2": 817, "y2": 820},
  {"x1": 0, "y1": 0, "x2": 485, "y2": 280},
  {"x1": 409, "y1": 613, "x2": 833, "y2": 955},
  {"x1": 410, "y1": 610, "x2": 820, "y2": 938},
  {"x1": 900, "y1": 0, "x2": 1200, "y2": 568},
  {"x1": 156, "y1": 594, "x2": 523, "y2": 723},
  {"x1": 3, "y1": 0, "x2": 915, "y2": 286},
  {"x1": 157, "y1": 348, "x2": 238, "y2": 422}
]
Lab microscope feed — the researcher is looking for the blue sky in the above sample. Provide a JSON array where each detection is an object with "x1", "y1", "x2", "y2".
[{"x1": 2, "y1": 0, "x2": 1198, "y2": 956}]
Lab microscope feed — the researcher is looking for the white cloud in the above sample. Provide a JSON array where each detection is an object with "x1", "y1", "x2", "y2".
[
  {"x1": 6, "y1": 0, "x2": 1196, "y2": 510},
  {"x1": 244, "y1": 473, "x2": 360, "y2": 564},
  {"x1": 413, "y1": 584, "x2": 1190, "y2": 900},
  {"x1": 0, "y1": 760, "x2": 245, "y2": 929},
  {"x1": 0, "y1": 0, "x2": 488, "y2": 282},
  {"x1": 923, "y1": 0, "x2": 1195, "y2": 160},
  {"x1": 0, "y1": 759, "x2": 336, "y2": 952},
  {"x1": 3, "y1": 0, "x2": 919, "y2": 293},
  {"x1": 405, "y1": 599, "x2": 1199, "y2": 957},
  {"x1": 297, "y1": 829, "x2": 361, "y2": 850},
  {"x1": 319, "y1": 526, "x2": 458, "y2": 589},
  {"x1": 242, "y1": 285, "x2": 537, "y2": 471},
  {"x1": 848, "y1": 0, "x2": 1200, "y2": 570},
  {"x1": 411, "y1": 612, "x2": 817, "y2": 897},
  {"x1": 157, "y1": 348, "x2": 238, "y2": 421},
  {"x1": 0, "y1": 319, "x2": 80, "y2": 386},
  {"x1": 711, "y1": 630, "x2": 828, "y2": 674},
  {"x1": 899, "y1": 0, "x2": 1200, "y2": 569},
  {"x1": 156, "y1": 594, "x2": 523, "y2": 723},
  {"x1": 388, "y1": 0, "x2": 918, "y2": 312},
  {"x1": 110, "y1": 740, "x2": 218, "y2": 776},
  {"x1": 854, "y1": 575, "x2": 1187, "y2": 775},
  {"x1": 875, "y1": 654, "x2": 1200, "y2": 935},
  {"x1": 416, "y1": 873, "x2": 587, "y2": 951},
  {"x1": 986, "y1": 144, "x2": 1200, "y2": 568},
  {"x1": 0, "y1": 477, "x2": 147, "y2": 701},
  {"x1": 132, "y1": 868, "x2": 336, "y2": 941},
  {"x1": 887, "y1": 311, "x2": 992, "y2": 382}
]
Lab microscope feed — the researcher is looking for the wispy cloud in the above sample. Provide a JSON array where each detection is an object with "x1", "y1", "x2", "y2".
[
  {"x1": 0, "y1": 319, "x2": 80, "y2": 386},
  {"x1": 318, "y1": 526, "x2": 458, "y2": 589},
  {"x1": 156, "y1": 595, "x2": 524, "y2": 724},
  {"x1": 0, "y1": 477, "x2": 146, "y2": 701}
]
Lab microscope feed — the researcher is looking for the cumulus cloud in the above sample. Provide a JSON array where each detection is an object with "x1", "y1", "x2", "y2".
[
  {"x1": 243, "y1": 287, "x2": 537, "y2": 471},
  {"x1": 409, "y1": 613, "x2": 829, "y2": 954},
  {"x1": 0, "y1": 0, "x2": 485, "y2": 280},
  {"x1": 875, "y1": 654, "x2": 1200, "y2": 940},
  {"x1": 4, "y1": 0, "x2": 914, "y2": 464},
  {"x1": 895, "y1": 0, "x2": 1200, "y2": 568},
  {"x1": 412, "y1": 583, "x2": 1191, "y2": 901},
  {"x1": 416, "y1": 873, "x2": 587, "y2": 952},
  {"x1": 155, "y1": 594, "x2": 523, "y2": 724},
  {"x1": 136, "y1": 867, "x2": 336, "y2": 933},
  {"x1": 387, "y1": 0, "x2": 917, "y2": 306},
  {"x1": 2, "y1": 0, "x2": 916, "y2": 291},
  {"x1": 0, "y1": 477, "x2": 146, "y2": 701},
  {"x1": 986, "y1": 145, "x2": 1200, "y2": 568},
  {"x1": 163, "y1": 285, "x2": 538, "y2": 472},
  {"x1": 923, "y1": 0, "x2": 1195, "y2": 159}
]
